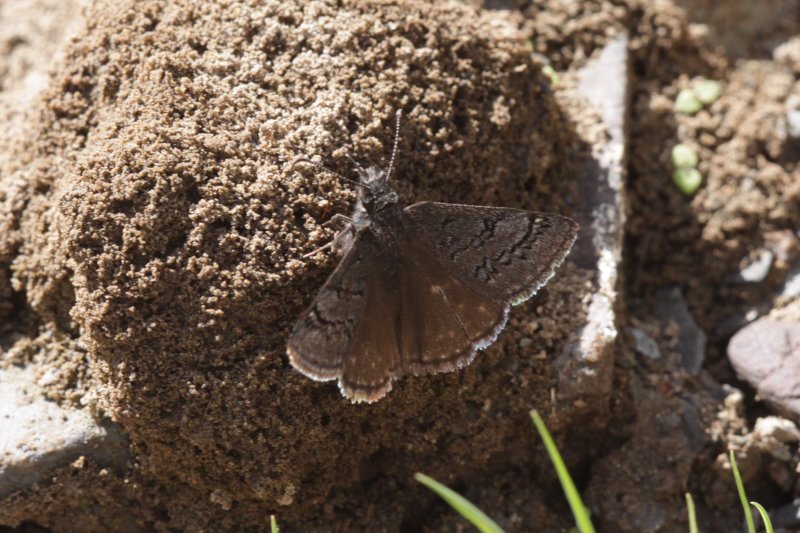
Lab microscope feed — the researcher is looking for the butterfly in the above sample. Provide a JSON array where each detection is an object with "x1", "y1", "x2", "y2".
[{"x1": 286, "y1": 111, "x2": 578, "y2": 403}]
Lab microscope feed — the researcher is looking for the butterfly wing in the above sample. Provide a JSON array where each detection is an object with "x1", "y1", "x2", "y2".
[
  {"x1": 288, "y1": 202, "x2": 578, "y2": 402},
  {"x1": 287, "y1": 230, "x2": 402, "y2": 402},
  {"x1": 338, "y1": 242, "x2": 403, "y2": 402},
  {"x1": 287, "y1": 233, "x2": 369, "y2": 382},
  {"x1": 397, "y1": 235, "x2": 508, "y2": 375},
  {"x1": 403, "y1": 202, "x2": 578, "y2": 305}
]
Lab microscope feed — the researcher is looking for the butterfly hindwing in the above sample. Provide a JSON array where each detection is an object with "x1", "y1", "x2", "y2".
[
  {"x1": 338, "y1": 242, "x2": 403, "y2": 402},
  {"x1": 398, "y1": 234, "x2": 508, "y2": 375},
  {"x1": 288, "y1": 230, "x2": 403, "y2": 402}
]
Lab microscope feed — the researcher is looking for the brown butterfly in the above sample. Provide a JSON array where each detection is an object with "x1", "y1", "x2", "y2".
[{"x1": 287, "y1": 111, "x2": 578, "y2": 402}]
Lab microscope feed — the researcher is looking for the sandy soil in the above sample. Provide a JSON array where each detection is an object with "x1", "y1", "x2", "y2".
[{"x1": 1, "y1": 0, "x2": 799, "y2": 531}]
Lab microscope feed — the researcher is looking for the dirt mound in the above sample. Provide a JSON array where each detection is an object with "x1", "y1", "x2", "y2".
[{"x1": 1, "y1": 0, "x2": 593, "y2": 530}]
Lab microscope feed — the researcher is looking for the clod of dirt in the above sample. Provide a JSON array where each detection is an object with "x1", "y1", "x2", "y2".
[
  {"x1": 753, "y1": 416, "x2": 800, "y2": 461},
  {"x1": 0, "y1": 0, "x2": 598, "y2": 530}
]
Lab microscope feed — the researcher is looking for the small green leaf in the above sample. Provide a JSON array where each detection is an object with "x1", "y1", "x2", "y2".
[
  {"x1": 750, "y1": 501, "x2": 773, "y2": 533},
  {"x1": 692, "y1": 78, "x2": 721, "y2": 105},
  {"x1": 730, "y1": 451, "x2": 757, "y2": 533},
  {"x1": 542, "y1": 64, "x2": 560, "y2": 86},
  {"x1": 672, "y1": 168, "x2": 702, "y2": 195},
  {"x1": 414, "y1": 473, "x2": 505, "y2": 533},
  {"x1": 671, "y1": 144, "x2": 699, "y2": 169},
  {"x1": 270, "y1": 515, "x2": 279, "y2": 533},
  {"x1": 531, "y1": 410, "x2": 596, "y2": 533},
  {"x1": 675, "y1": 88, "x2": 703, "y2": 114},
  {"x1": 685, "y1": 493, "x2": 698, "y2": 533}
]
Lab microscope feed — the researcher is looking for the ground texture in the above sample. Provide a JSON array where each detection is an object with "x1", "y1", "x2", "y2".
[{"x1": 1, "y1": 0, "x2": 799, "y2": 531}]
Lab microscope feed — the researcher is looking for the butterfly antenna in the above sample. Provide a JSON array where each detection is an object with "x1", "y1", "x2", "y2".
[
  {"x1": 385, "y1": 109, "x2": 402, "y2": 182},
  {"x1": 286, "y1": 157, "x2": 370, "y2": 190}
]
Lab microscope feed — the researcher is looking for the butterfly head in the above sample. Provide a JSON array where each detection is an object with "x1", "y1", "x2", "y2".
[
  {"x1": 356, "y1": 166, "x2": 398, "y2": 214},
  {"x1": 356, "y1": 109, "x2": 404, "y2": 214}
]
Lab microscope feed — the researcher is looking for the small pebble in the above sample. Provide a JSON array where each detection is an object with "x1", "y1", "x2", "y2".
[
  {"x1": 628, "y1": 327, "x2": 661, "y2": 360},
  {"x1": 786, "y1": 109, "x2": 800, "y2": 139},
  {"x1": 656, "y1": 287, "x2": 707, "y2": 375},
  {"x1": 728, "y1": 250, "x2": 774, "y2": 283},
  {"x1": 780, "y1": 263, "x2": 800, "y2": 298},
  {"x1": 754, "y1": 416, "x2": 800, "y2": 443}
]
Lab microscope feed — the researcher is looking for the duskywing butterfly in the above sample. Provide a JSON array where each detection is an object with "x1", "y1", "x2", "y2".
[{"x1": 287, "y1": 111, "x2": 578, "y2": 402}]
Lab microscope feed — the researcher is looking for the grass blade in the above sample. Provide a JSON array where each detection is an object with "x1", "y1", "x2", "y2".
[
  {"x1": 730, "y1": 451, "x2": 756, "y2": 533},
  {"x1": 685, "y1": 493, "x2": 698, "y2": 533},
  {"x1": 414, "y1": 473, "x2": 505, "y2": 533},
  {"x1": 530, "y1": 410, "x2": 596, "y2": 533},
  {"x1": 270, "y1": 515, "x2": 279, "y2": 533},
  {"x1": 749, "y1": 502, "x2": 773, "y2": 533}
]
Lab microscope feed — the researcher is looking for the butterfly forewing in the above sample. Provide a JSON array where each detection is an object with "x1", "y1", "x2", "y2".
[
  {"x1": 287, "y1": 231, "x2": 374, "y2": 381},
  {"x1": 403, "y1": 202, "x2": 579, "y2": 305}
]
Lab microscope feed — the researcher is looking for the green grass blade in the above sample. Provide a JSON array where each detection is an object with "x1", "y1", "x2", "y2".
[
  {"x1": 730, "y1": 451, "x2": 756, "y2": 533},
  {"x1": 685, "y1": 493, "x2": 698, "y2": 533},
  {"x1": 270, "y1": 515, "x2": 279, "y2": 533},
  {"x1": 530, "y1": 410, "x2": 596, "y2": 533},
  {"x1": 414, "y1": 473, "x2": 505, "y2": 533},
  {"x1": 749, "y1": 502, "x2": 773, "y2": 533}
]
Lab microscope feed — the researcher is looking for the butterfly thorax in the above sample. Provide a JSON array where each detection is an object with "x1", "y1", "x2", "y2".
[
  {"x1": 333, "y1": 166, "x2": 402, "y2": 257},
  {"x1": 350, "y1": 166, "x2": 403, "y2": 243}
]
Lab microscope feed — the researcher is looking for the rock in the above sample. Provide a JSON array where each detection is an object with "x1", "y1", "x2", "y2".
[
  {"x1": 585, "y1": 376, "x2": 713, "y2": 532},
  {"x1": 628, "y1": 326, "x2": 661, "y2": 360},
  {"x1": 555, "y1": 33, "x2": 628, "y2": 402},
  {"x1": 728, "y1": 318, "x2": 800, "y2": 419},
  {"x1": 764, "y1": 500, "x2": 800, "y2": 530},
  {"x1": 754, "y1": 416, "x2": 800, "y2": 443},
  {"x1": 0, "y1": 366, "x2": 128, "y2": 500},
  {"x1": 727, "y1": 249, "x2": 774, "y2": 283},
  {"x1": 656, "y1": 287, "x2": 707, "y2": 375}
]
